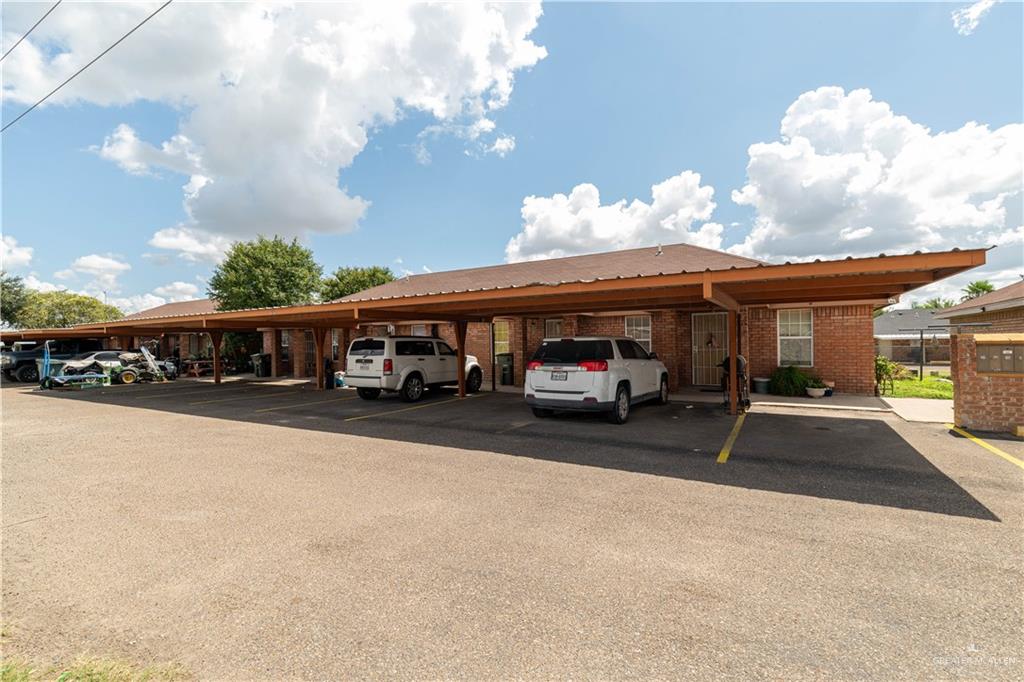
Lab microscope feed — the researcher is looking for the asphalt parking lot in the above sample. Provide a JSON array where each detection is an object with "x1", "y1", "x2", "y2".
[{"x1": 3, "y1": 378, "x2": 1022, "y2": 679}]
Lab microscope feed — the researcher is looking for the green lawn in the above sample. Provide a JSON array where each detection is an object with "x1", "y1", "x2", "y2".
[{"x1": 889, "y1": 375, "x2": 954, "y2": 399}]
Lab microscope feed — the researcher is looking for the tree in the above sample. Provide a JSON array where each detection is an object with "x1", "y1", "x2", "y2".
[
  {"x1": 321, "y1": 265, "x2": 396, "y2": 301},
  {"x1": 207, "y1": 236, "x2": 323, "y2": 310},
  {"x1": 961, "y1": 280, "x2": 995, "y2": 302},
  {"x1": 912, "y1": 297, "x2": 955, "y2": 309},
  {"x1": 1, "y1": 272, "x2": 30, "y2": 327},
  {"x1": 17, "y1": 291, "x2": 123, "y2": 329}
]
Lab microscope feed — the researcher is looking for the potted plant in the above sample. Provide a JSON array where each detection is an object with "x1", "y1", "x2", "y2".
[{"x1": 806, "y1": 376, "x2": 827, "y2": 398}]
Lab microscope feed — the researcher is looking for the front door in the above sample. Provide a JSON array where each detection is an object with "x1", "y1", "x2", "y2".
[{"x1": 692, "y1": 312, "x2": 728, "y2": 386}]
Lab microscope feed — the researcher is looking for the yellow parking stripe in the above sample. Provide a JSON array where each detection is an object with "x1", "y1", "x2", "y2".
[
  {"x1": 189, "y1": 390, "x2": 298, "y2": 405},
  {"x1": 345, "y1": 394, "x2": 486, "y2": 422},
  {"x1": 946, "y1": 423, "x2": 1024, "y2": 471},
  {"x1": 716, "y1": 413, "x2": 747, "y2": 464},
  {"x1": 255, "y1": 394, "x2": 357, "y2": 413}
]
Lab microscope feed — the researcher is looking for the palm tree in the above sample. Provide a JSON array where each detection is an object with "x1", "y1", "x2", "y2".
[{"x1": 961, "y1": 280, "x2": 995, "y2": 302}]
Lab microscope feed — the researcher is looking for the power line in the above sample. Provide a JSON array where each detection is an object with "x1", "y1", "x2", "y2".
[
  {"x1": 1, "y1": 0, "x2": 62, "y2": 63},
  {"x1": 1, "y1": 0, "x2": 174, "y2": 134}
]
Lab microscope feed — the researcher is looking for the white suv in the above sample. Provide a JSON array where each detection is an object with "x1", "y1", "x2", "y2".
[
  {"x1": 346, "y1": 336, "x2": 483, "y2": 402},
  {"x1": 525, "y1": 337, "x2": 669, "y2": 424}
]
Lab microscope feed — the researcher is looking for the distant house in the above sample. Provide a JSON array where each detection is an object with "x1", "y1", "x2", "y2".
[
  {"x1": 874, "y1": 309, "x2": 950, "y2": 364},
  {"x1": 936, "y1": 281, "x2": 1023, "y2": 434}
]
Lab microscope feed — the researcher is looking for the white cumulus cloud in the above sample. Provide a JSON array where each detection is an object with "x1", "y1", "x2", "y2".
[
  {"x1": 505, "y1": 171, "x2": 723, "y2": 262},
  {"x1": 63, "y1": 253, "x2": 132, "y2": 293},
  {"x1": 952, "y1": 0, "x2": 1001, "y2": 36},
  {"x1": 152, "y1": 281, "x2": 200, "y2": 301},
  {"x1": 1, "y1": 235, "x2": 34, "y2": 269},
  {"x1": 3, "y1": 2, "x2": 546, "y2": 262},
  {"x1": 730, "y1": 86, "x2": 1023, "y2": 302}
]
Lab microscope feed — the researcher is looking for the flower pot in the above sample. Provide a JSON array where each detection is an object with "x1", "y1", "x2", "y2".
[
  {"x1": 806, "y1": 387, "x2": 826, "y2": 398},
  {"x1": 752, "y1": 377, "x2": 770, "y2": 394}
]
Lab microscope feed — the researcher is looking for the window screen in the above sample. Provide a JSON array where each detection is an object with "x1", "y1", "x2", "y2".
[
  {"x1": 493, "y1": 320, "x2": 510, "y2": 355},
  {"x1": 331, "y1": 330, "x2": 339, "y2": 361},
  {"x1": 625, "y1": 315, "x2": 652, "y2": 352},
  {"x1": 778, "y1": 309, "x2": 813, "y2": 367},
  {"x1": 545, "y1": 318, "x2": 563, "y2": 338}
]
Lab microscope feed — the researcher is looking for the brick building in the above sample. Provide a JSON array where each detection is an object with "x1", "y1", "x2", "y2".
[
  {"x1": 255, "y1": 244, "x2": 881, "y2": 395},
  {"x1": 937, "y1": 281, "x2": 1024, "y2": 434},
  {"x1": 873, "y1": 309, "x2": 950, "y2": 365}
]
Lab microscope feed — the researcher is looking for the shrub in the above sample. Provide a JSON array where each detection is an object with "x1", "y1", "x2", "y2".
[
  {"x1": 806, "y1": 376, "x2": 826, "y2": 389},
  {"x1": 874, "y1": 355, "x2": 908, "y2": 395},
  {"x1": 769, "y1": 365, "x2": 811, "y2": 396}
]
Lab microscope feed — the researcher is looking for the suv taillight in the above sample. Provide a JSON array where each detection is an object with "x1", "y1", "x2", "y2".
[
  {"x1": 577, "y1": 360, "x2": 608, "y2": 372},
  {"x1": 527, "y1": 360, "x2": 543, "y2": 371},
  {"x1": 383, "y1": 358, "x2": 393, "y2": 375}
]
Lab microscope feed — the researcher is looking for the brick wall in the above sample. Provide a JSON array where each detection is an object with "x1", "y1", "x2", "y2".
[
  {"x1": 951, "y1": 334, "x2": 1024, "y2": 433},
  {"x1": 948, "y1": 309, "x2": 1024, "y2": 334}
]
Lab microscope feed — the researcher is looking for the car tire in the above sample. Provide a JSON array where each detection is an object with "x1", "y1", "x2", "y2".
[
  {"x1": 15, "y1": 364, "x2": 38, "y2": 383},
  {"x1": 531, "y1": 407, "x2": 554, "y2": 418},
  {"x1": 466, "y1": 368, "x2": 482, "y2": 393},
  {"x1": 357, "y1": 387, "x2": 381, "y2": 400},
  {"x1": 119, "y1": 369, "x2": 138, "y2": 385},
  {"x1": 607, "y1": 383, "x2": 630, "y2": 424},
  {"x1": 658, "y1": 375, "x2": 669, "y2": 404},
  {"x1": 400, "y1": 373, "x2": 424, "y2": 402}
]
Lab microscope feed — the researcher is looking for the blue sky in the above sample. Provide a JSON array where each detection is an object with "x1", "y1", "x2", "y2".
[{"x1": 2, "y1": 1, "x2": 1021, "y2": 312}]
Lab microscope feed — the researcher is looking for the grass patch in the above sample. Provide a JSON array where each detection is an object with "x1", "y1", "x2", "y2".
[
  {"x1": 1, "y1": 658, "x2": 187, "y2": 682},
  {"x1": 890, "y1": 375, "x2": 954, "y2": 399}
]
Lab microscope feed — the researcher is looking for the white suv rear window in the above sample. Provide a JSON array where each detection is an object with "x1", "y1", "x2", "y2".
[
  {"x1": 349, "y1": 339, "x2": 385, "y2": 356},
  {"x1": 532, "y1": 340, "x2": 614, "y2": 364}
]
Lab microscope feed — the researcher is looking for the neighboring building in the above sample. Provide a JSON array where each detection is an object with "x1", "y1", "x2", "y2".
[
  {"x1": 936, "y1": 281, "x2": 1024, "y2": 434},
  {"x1": 874, "y1": 309, "x2": 950, "y2": 365},
  {"x1": 120, "y1": 299, "x2": 220, "y2": 357},
  {"x1": 297, "y1": 244, "x2": 882, "y2": 395}
]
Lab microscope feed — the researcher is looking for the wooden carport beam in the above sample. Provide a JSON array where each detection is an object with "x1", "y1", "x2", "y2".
[
  {"x1": 455, "y1": 320, "x2": 468, "y2": 398},
  {"x1": 702, "y1": 275, "x2": 740, "y2": 311},
  {"x1": 209, "y1": 330, "x2": 223, "y2": 384},
  {"x1": 312, "y1": 327, "x2": 329, "y2": 390}
]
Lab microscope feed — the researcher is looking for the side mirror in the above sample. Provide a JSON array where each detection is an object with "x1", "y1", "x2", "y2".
[{"x1": 648, "y1": 352, "x2": 658, "y2": 360}]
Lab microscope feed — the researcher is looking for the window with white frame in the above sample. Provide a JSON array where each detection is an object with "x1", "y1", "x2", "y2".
[
  {"x1": 331, "y1": 329, "x2": 339, "y2": 361},
  {"x1": 625, "y1": 315, "x2": 652, "y2": 353},
  {"x1": 493, "y1": 320, "x2": 510, "y2": 355},
  {"x1": 544, "y1": 318, "x2": 562, "y2": 338},
  {"x1": 778, "y1": 309, "x2": 813, "y2": 367},
  {"x1": 410, "y1": 324, "x2": 428, "y2": 337}
]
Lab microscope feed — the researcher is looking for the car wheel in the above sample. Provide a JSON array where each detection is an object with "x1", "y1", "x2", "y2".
[
  {"x1": 466, "y1": 368, "x2": 482, "y2": 393},
  {"x1": 119, "y1": 369, "x2": 138, "y2": 385},
  {"x1": 607, "y1": 384, "x2": 630, "y2": 424},
  {"x1": 531, "y1": 407, "x2": 553, "y2": 418},
  {"x1": 15, "y1": 365, "x2": 38, "y2": 383},
  {"x1": 658, "y1": 375, "x2": 669, "y2": 404},
  {"x1": 357, "y1": 387, "x2": 381, "y2": 400},
  {"x1": 400, "y1": 374, "x2": 424, "y2": 402}
]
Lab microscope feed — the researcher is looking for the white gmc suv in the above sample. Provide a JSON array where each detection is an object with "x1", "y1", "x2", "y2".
[
  {"x1": 345, "y1": 336, "x2": 483, "y2": 402},
  {"x1": 525, "y1": 337, "x2": 669, "y2": 424}
]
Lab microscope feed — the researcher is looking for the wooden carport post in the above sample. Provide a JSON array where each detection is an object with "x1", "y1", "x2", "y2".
[
  {"x1": 455, "y1": 320, "x2": 468, "y2": 398},
  {"x1": 312, "y1": 327, "x2": 329, "y2": 390},
  {"x1": 210, "y1": 331, "x2": 224, "y2": 384},
  {"x1": 703, "y1": 273, "x2": 741, "y2": 416}
]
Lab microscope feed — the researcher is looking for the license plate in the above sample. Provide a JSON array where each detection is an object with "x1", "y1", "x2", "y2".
[{"x1": 550, "y1": 371, "x2": 567, "y2": 381}]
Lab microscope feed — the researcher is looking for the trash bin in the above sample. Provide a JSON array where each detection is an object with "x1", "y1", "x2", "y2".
[
  {"x1": 752, "y1": 377, "x2": 770, "y2": 394},
  {"x1": 323, "y1": 357, "x2": 334, "y2": 390},
  {"x1": 251, "y1": 353, "x2": 271, "y2": 377},
  {"x1": 496, "y1": 353, "x2": 514, "y2": 385}
]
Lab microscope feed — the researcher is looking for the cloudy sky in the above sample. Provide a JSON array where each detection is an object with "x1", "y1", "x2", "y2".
[{"x1": 1, "y1": 1, "x2": 1021, "y2": 312}]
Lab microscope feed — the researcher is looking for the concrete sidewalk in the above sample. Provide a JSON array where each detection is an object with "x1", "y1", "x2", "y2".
[{"x1": 882, "y1": 397, "x2": 954, "y2": 423}]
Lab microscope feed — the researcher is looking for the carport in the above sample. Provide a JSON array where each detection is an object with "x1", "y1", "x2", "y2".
[{"x1": 2, "y1": 248, "x2": 986, "y2": 414}]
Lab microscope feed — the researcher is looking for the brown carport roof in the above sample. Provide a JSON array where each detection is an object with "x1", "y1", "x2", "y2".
[{"x1": 0, "y1": 246, "x2": 987, "y2": 341}]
